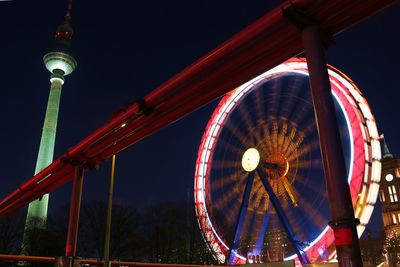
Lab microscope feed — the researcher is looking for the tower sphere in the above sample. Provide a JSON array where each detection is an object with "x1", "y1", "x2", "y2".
[
  {"x1": 43, "y1": 20, "x2": 77, "y2": 76},
  {"x1": 56, "y1": 21, "x2": 74, "y2": 40},
  {"x1": 43, "y1": 52, "x2": 77, "y2": 75}
]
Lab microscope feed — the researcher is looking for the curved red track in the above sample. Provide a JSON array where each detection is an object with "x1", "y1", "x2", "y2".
[{"x1": 0, "y1": 0, "x2": 396, "y2": 217}]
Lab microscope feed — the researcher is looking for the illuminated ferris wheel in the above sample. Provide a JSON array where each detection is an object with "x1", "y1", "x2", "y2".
[{"x1": 194, "y1": 58, "x2": 381, "y2": 265}]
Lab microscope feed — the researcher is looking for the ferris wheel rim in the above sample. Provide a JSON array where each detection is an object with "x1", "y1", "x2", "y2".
[{"x1": 194, "y1": 57, "x2": 381, "y2": 264}]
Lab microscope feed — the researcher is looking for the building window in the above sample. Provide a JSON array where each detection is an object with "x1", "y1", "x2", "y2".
[
  {"x1": 383, "y1": 213, "x2": 390, "y2": 226},
  {"x1": 389, "y1": 185, "x2": 398, "y2": 202},
  {"x1": 380, "y1": 190, "x2": 386, "y2": 202},
  {"x1": 396, "y1": 168, "x2": 400, "y2": 178},
  {"x1": 397, "y1": 213, "x2": 400, "y2": 223},
  {"x1": 393, "y1": 213, "x2": 398, "y2": 224}
]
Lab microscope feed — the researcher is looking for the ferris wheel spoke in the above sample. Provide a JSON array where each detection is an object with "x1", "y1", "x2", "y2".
[
  {"x1": 237, "y1": 102, "x2": 264, "y2": 146},
  {"x1": 258, "y1": 196, "x2": 271, "y2": 213},
  {"x1": 277, "y1": 121, "x2": 290, "y2": 149},
  {"x1": 215, "y1": 201, "x2": 240, "y2": 228},
  {"x1": 283, "y1": 133, "x2": 304, "y2": 157},
  {"x1": 251, "y1": 192, "x2": 270, "y2": 214},
  {"x1": 287, "y1": 139, "x2": 319, "y2": 161},
  {"x1": 217, "y1": 139, "x2": 246, "y2": 156},
  {"x1": 252, "y1": 96, "x2": 277, "y2": 157},
  {"x1": 265, "y1": 79, "x2": 282, "y2": 118},
  {"x1": 253, "y1": 86, "x2": 268, "y2": 124},
  {"x1": 279, "y1": 125, "x2": 297, "y2": 155},
  {"x1": 286, "y1": 167, "x2": 298, "y2": 179},
  {"x1": 279, "y1": 120, "x2": 289, "y2": 137},
  {"x1": 270, "y1": 179, "x2": 278, "y2": 196},
  {"x1": 225, "y1": 199, "x2": 242, "y2": 221},
  {"x1": 213, "y1": 179, "x2": 246, "y2": 211},
  {"x1": 284, "y1": 82, "x2": 313, "y2": 127},
  {"x1": 212, "y1": 160, "x2": 241, "y2": 170},
  {"x1": 296, "y1": 196, "x2": 329, "y2": 228},
  {"x1": 293, "y1": 174, "x2": 327, "y2": 200},
  {"x1": 281, "y1": 176, "x2": 298, "y2": 207},
  {"x1": 271, "y1": 120, "x2": 280, "y2": 153},
  {"x1": 224, "y1": 120, "x2": 253, "y2": 148},
  {"x1": 292, "y1": 173, "x2": 312, "y2": 187},
  {"x1": 256, "y1": 143, "x2": 270, "y2": 161},
  {"x1": 290, "y1": 100, "x2": 313, "y2": 127},
  {"x1": 273, "y1": 122, "x2": 288, "y2": 154},
  {"x1": 258, "y1": 122, "x2": 275, "y2": 154},
  {"x1": 277, "y1": 179, "x2": 287, "y2": 198},
  {"x1": 251, "y1": 181, "x2": 268, "y2": 208},
  {"x1": 211, "y1": 171, "x2": 244, "y2": 192},
  {"x1": 278, "y1": 76, "x2": 305, "y2": 120},
  {"x1": 284, "y1": 143, "x2": 299, "y2": 159},
  {"x1": 296, "y1": 159, "x2": 323, "y2": 169},
  {"x1": 278, "y1": 95, "x2": 298, "y2": 121},
  {"x1": 300, "y1": 117, "x2": 317, "y2": 137}
]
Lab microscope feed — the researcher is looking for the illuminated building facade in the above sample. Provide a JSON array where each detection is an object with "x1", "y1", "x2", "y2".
[
  {"x1": 262, "y1": 227, "x2": 291, "y2": 262},
  {"x1": 379, "y1": 139, "x2": 400, "y2": 235}
]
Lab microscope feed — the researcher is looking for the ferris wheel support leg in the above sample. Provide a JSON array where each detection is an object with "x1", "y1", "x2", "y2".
[
  {"x1": 252, "y1": 207, "x2": 270, "y2": 257},
  {"x1": 302, "y1": 25, "x2": 363, "y2": 267},
  {"x1": 228, "y1": 171, "x2": 255, "y2": 265},
  {"x1": 256, "y1": 167, "x2": 310, "y2": 265}
]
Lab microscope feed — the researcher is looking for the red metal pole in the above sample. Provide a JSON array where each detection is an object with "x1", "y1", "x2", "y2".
[
  {"x1": 302, "y1": 25, "x2": 363, "y2": 266},
  {"x1": 65, "y1": 166, "x2": 84, "y2": 257}
]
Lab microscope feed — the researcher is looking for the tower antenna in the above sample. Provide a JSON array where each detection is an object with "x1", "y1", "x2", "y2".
[{"x1": 64, "y1": 0, "x2": 73, "y2": 22}]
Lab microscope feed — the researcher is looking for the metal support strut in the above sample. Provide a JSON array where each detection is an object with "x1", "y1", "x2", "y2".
[
  {"x1": 103, "y1": 155, "x2": 116, "y2": 267},
  {"x1": 229, "y1": 171, "x2": 255, "y2": 264},
  {"x1": 256, "y1": 167, "x2": 310, "y2": 265},
  {"x1": 65, "y1": 166, "x2": 84, "y2": 257},
  {"x1": 302, "y1": 25, "x2": 363, "y2": 267}
]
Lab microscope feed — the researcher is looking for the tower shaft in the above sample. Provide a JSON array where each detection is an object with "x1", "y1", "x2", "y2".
[{"x1": 26, "y1": 76, "x2": 64, "y2": 220}]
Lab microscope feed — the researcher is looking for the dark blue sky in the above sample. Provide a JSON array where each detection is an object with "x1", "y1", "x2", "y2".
[{"x1": 0, "y1": 0, "x2": 398, "y2": 235}]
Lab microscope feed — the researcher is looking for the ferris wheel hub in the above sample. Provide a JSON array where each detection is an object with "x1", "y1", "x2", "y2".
[
  {"x1": 263, "y1": 153, "x2": 290, "y2": 178},
  {"x1": 242, "y1": 148, "x2": 260, "y2": 172}
]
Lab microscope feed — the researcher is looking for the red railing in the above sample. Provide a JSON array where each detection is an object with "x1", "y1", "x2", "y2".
[{"x1": 0, "y1": 254, "x2": 226, "y2": 267}]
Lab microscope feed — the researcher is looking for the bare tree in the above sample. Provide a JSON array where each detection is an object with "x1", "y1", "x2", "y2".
[
  {"x1": 0, "y1": 211, "x2": 25, "y2": 254},
  {"x1": 78, "y1": 201, "x2": 141, "y2": 260},
  {"x1": 22, "y1": 216, "x2": 64, "y2": 257}
]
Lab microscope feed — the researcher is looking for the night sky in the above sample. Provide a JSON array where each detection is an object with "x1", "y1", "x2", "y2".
[{"x1": 0, "y1": 0, "x2": 399, "y2": 235}]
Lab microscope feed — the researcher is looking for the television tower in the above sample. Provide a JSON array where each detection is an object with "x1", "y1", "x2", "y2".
[{"x1": 25, "y1": 0, "x2": 76, "y2": 226}]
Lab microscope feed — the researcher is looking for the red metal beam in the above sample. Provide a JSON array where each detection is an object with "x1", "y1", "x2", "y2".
[
  {"x1": 0, "y1": 0, "x2": 396, "y2": 217},
  {"x1": 0, "y1": 164, "x2": 75, "y2": 217},
  {"x1": 0, "y1": 254, "x2": 54, "y2": 263},
  {"x1": 0, "y1": 254, "x2": 227, "y2": 267}
]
